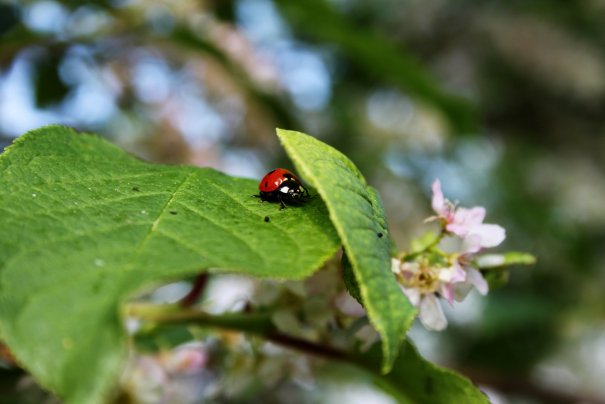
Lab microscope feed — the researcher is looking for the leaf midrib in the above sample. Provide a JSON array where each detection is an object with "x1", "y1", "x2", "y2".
[{"x1": 123, "y1": 171, "x2": 195, "y2": 271}]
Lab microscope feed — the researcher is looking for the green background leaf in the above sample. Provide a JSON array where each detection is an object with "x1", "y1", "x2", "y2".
[
  {"x1": 276, "y1": 129, "x2": 416, "y2": 372},
  {"x1": 274, "y1": 0, "x2": 477, "y2": 133},
  {"x1": 0, "y1": 125, "x2": 340, "y2": 403}
]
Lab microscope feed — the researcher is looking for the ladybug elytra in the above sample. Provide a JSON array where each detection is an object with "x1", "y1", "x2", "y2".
[{"x1": 257, "y1": 168, "x2": 310, "y2": 209}]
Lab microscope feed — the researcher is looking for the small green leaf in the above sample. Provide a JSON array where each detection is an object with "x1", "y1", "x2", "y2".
[
  {"x1": 277, "y1": 129, "x2": 416, "y2": 373},
  {"x1": 0, "y1": 125, "x2": 340, "y2": 403},
  {"x1": 358, "y1": 339, "x2": 489, "y2": 403},
  {"x1": 410, "y1": 231, "x2": 439, "y2": 254},
  {"x1": 476, "y1": 251, "x2": 537, "y2": 269}
]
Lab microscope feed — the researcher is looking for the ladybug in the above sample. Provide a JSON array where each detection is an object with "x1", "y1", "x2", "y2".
[{"x1": 257, "y1": 168, "x2": 310, "y2": 209}]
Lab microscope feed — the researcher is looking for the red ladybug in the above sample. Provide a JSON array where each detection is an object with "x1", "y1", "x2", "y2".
[{"x1": 257, "y1": 168, "x2": 309, "y2": 209}]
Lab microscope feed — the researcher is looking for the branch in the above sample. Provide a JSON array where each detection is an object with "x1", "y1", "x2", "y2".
[
  {"x1": 127, "y1": 303, "x2": 351, "y2": 360},
  {"x1": 128, "y1": 303, "x2": 605, "y2": 404},
  {"x1": 459, "y1": 367, "x2": 605, "y2": 404}
]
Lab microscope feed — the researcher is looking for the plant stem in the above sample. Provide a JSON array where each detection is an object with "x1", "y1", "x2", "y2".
[
  {"x1": 126, "y1": 303, "x2": 275, "y2": 335},
  {"x1": 266, "y1": 331, "x2": 350, "y2": 362},
  {"x1": 125, "y1": 303, "x2": 591, "y2": 404},
  {"x1": 128, "y1": 302, "x2": 356, "y2": 369}
]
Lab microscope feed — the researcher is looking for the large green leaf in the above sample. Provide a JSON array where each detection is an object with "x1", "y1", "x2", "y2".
[
  {"x1": 277, "y1": 129, "x2": 416, "y2": 372},
  {"x1": 0, "y1": 125, "x2": 340, "y2": 403},
  {"x1": 358, "y1": 339, "x2": 489, "y2": 403}
]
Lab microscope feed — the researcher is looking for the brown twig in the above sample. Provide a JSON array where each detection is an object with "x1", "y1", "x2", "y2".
[
  {"x1": 266, "y1": 331, "x2": 350, "y2": 362},
  {"x1": 179, "y1": 273, "x2": 209, "y2": 307}
]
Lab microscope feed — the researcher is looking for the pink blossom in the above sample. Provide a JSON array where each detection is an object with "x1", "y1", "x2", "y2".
[
  {"x1": 389, "y1": 179, "x2": 508, "y2": 331},
  {"x1": 123, "y1": 343, "x2": 211, "y2": 403},
  {"x1": 450, "y1": 260, "x2": 489, "y2": 302},
  {"x1": 431, "y1": 179, "x2": 506, "y2": 249},
  {"x1": 453, "y1": 235, "x2": 490, "y2": 299},
  {"x1": 162, "y1": 343, "x2": 208, "y2": 375},
  {"x1": 447, "y1": 206, "x2": 486, "y2": 237},
  {"x1": 438, "y1": 264, "x2": 466, "y2": 304},
  {"x1": 465, "y1": 267, "x2": 488, "y2": 295}
]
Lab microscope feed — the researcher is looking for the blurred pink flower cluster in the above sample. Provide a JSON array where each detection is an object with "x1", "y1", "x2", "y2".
[{"x1": 122, "y1": 342, "x2": 212, "y2": 404}]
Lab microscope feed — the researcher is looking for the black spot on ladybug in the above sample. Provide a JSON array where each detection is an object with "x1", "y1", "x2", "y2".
[
  {"x1": 264, "y1": 216, "x2": 270, "y2": 222},
  {"x1": 169, "y1": 211, "x2": 178, "y2": 215},
  {"x1": 377, "y1": 232, "x2": 384, "y2": 238},
  {"x1": 264, "y1": 181, "x2": 269, "y2": 188},
  {"x1": 132, "y1": 186, "x2": 140, "y2": 192}
]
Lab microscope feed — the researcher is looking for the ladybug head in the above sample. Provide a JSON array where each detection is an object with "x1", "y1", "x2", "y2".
[{"x1": 279, "y1": 182, "x2": 303, "y2": 198}]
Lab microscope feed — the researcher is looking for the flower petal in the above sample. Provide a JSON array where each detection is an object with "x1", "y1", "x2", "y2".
[
  {"x1": 438, "y1": 263, "x2": 466, "y2": 283},
  {"x1": 419, "y1": 294, "x2": 447, "y2": 331},
  {"x1": 471, "y1": 224, "x2": 506, "y2": 248},
  {"x1": 466, "y1": 267, "x2": 489, "y2": 295},
  {"x1": 391, "y1": 258, "x2": 402, "y2": 274},
  {"x1": 453, "y1": 265, "x2": 466, "y2": 283},
  {"x1": 335, "y1": 292, "x2": 366, "y2": 317},
  {"x1": 462, "y1": 233, "x2": 482, "y2": 254},
  {"x1": 164, "y1": 344, "x2": 208, "y2": 374},
  {"x1": 431, "y1": 179, "x2": 445, "y2": 215},
  {"x1": 454, "y1": 281, "x2": 473, "y2": 302},
  {"x1": 447, "y1": 207, "x2": 486, "y2": 237},
  {"x1": 466, "y1": 207, "x2": 486, "y2": 224},
  {"x1": 401, "y1": 285, "x2": 421, "y2": 306},
  {"x1": 440, "y1": 283, "x2": 456, "y2": 305}
]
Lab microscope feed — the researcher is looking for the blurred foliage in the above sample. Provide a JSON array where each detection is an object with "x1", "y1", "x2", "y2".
[{"x1": 1, "y1": 0, "x2": 605, "y2": 402}]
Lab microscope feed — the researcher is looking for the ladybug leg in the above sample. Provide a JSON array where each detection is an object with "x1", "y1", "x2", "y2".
[
  {"x1": 277, "y1": 195, "x2": 287, "y2": 210},
  {"x1": 255, "y1": 192, "x2": 269, "y2": 203},
  {"x1": 302, "y1": 186, "x2": 313, "y2": 200}
]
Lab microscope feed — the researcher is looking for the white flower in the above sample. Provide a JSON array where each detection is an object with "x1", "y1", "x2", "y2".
[{"x1": 392, "y1": 258, "x2": 466, "y2": 331}]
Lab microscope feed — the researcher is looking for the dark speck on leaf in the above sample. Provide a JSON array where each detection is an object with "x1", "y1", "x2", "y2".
[
  {"x1": 169, "y1": 211, "x2": 178, "y2": 215},
  {"x1": 264, "y1": 216, "x2": 270, "y2": 222},
  {"x1": 377, "y1": 232, "x2": 383, "y2": 238},
  {"x1": 131, "y1": 186, "x2": 140, "y2": 192}
]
